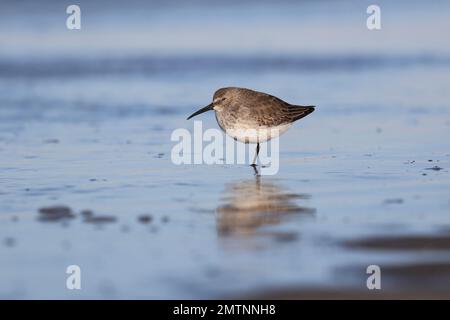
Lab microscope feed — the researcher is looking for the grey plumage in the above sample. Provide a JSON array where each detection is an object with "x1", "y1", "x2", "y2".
[{"x1": 211, "y1": 87, "x2": 314, "y2": 129}]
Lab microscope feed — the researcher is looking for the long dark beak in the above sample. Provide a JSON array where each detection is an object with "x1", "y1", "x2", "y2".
[{"x1": 187, "y1": 103, "x2": 213, "y2": 120}]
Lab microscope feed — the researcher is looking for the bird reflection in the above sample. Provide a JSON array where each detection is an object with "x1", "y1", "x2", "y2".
[{"x1": 216, "y1": 176, "x2": 315, "y2": 239}]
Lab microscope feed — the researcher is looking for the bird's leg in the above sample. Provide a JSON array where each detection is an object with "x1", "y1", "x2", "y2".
[
  {"x1": 251, "y1": 164, "x2": 260, "y2": 176},
  {"x1": 251, "y1": 143, "x2": 260, "y2": 167}
]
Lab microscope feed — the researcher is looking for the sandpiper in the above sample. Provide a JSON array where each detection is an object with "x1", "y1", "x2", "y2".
[{"x1": 187, "y1": 87, "x2": 315, "y2": 166}]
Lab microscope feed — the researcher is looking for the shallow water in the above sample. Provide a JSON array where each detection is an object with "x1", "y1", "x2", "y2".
[{"x1": 1, "y1": 0, "x2": 450, "y2": 299}]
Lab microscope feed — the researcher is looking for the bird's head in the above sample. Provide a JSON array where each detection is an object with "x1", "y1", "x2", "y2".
[{"x1": 186, "y1": 88, "x2": 236, "y2": 120}]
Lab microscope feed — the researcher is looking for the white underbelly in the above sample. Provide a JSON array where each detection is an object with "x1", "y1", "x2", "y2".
[{"x1": 225, "y1": 123, "x2": 292, "y2": 144}]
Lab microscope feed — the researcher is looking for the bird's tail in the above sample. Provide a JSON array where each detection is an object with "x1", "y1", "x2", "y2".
[{"x1": 289, "y1": 105, "x2": 315, "y2": 122}]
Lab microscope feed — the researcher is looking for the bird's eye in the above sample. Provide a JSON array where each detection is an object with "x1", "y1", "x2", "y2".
[{"x1": 214, "y1": 97, "x2": 226, "y2": 103}]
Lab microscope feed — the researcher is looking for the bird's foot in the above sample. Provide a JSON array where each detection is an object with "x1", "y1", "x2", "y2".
[{"x1": 250, "y1": 164, "x2": 260, "y2": 176}]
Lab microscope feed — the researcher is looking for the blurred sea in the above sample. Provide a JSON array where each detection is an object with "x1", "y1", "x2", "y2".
[{"x1": 1, "y1": 0, "x2": 450, "y2": 298}]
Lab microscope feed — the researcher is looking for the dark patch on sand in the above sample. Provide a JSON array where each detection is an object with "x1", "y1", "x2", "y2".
[
  {"x1": 236, "y1": 286, "x2": 450, "y2": 299},
  {"x1": 189, "y1": 207, "x2": 215, "y2": 214},
  {"x1": 37, "y1": 206, "x2": 117, "y2": 225},
  {"x1": 381, "y1": 262, "x2": 450, "y2": 278},
  {"x1": 342, "y1": 234, "x2": 450, "y2": 251},
  {"x1": 4, "y1": 237, "x2": 16, "y2": 247},
  {"x1": 335, "y1": 261, "x2": 450, "y2": 292},
  {"x1": 84, "y1": 215, "x2": 117, "y2": 224},
  {"x1": 271, "y1": 231, "x2": 299, "y2": 243},
  {"x1": 43, "y1": 138, "x2": 59, "y2": 144},
  {"x1": 138, "y1": 214, "x2": 153, "y2": 224},
  {"x1": 80, "y1": 210, "x2": 94, "y2": 218},
  {"x1": 425, "y1": 166, "x2": 443, "y2": 171},
  {"x1": 38, "y1": 205, "x2": 75, "y2": 222},
  {"x1": 383, "y1": 198, "x2": 404, "y2": 204}
]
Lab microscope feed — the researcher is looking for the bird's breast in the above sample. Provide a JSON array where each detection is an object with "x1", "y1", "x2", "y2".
[
  {"x1": 215, "y1": 109, "x2": 292, "y2": 143},
  {"x1": 222, "y1": 123, "x2": 292, "y2": 144}
]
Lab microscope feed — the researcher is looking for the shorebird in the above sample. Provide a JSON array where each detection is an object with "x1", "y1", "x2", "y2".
[{"x1": 187, "y1": 87, "x2": 315, "y2": 166}]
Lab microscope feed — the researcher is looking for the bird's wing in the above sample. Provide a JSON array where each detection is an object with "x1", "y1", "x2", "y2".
[
  {"x1": 282, "y1": 104, "x2": 315, "y2": 122},
  {"x1": 241, "y1": 92, "x2": 315, "y2": 126}
]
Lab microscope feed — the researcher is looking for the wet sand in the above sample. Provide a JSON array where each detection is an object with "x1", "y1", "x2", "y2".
[{"x1": 1, "y1": 0, "x2": 450, "y2": 299}]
